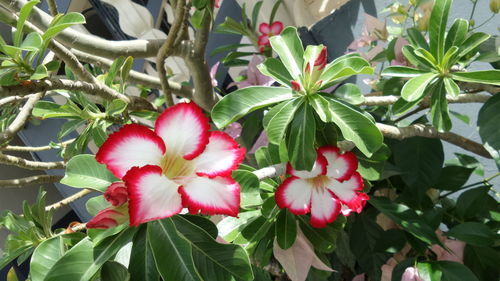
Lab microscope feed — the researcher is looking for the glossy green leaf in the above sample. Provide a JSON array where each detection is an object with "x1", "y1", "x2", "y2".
[
  {"x1": 436, "y1": 165, "x2": 474, "y2": 191},
  {"x1": 429, "y1": 0, "x2": 451, "y2": 61},
  {"x1": 401, "y1": 73, "x2": 437, "y2": 101},
  {"x1": 105, "y1": 57, "x2": 125, "y2": 87},
  {"x1": 148, "y1": 219, "x2": 203, "y2": 281},
  {"x1": 14, "y1": 0, "x2": 40, "y2": 47},
  {"x1": 430, "y1": 81, "x2": 452, "y2": 132},
  {"x1": 120, "y1": 56, "x2": 134, "y2": 92},
  {"x1": 452, "y1": 70, "x2": 500, "y2": 86},
  {"x1": 101, "y1": 261, "x2": 130, "y2": 281},
  {"x1": 402, "y1": 45, "x2": 435, "y2": 69},
  {"x1": 233, "y1": 216, "x2": 273, "y2": 244},
  {"x1": 477, "y1": 92, "x2": 500, "y2": 164},
  {"x1": 407, "y1": 27, "x2": 430, "y2": 50},
  {"x1": 334, "y1": 83, "x2": 365, "y2": 105},
  {"x1": 20, "y1": 32, "x2": 43, "y2": 51},
  {"x1": 129, "y1": 225, "x2": 160, "y2": 281},
  {"x1": 309, "y1": 94, "x2": 383, "y2": 157},
  {"x1": 446, "y1": 222, "x2": 495, "y2": 247},
  {"x1": 43, "y1": 13, "x2": 86, "y2": 42},
  {"x1": 319, "y1": 56, "x2": 373, "y2": 89},
  {"x1": 417, "y1": 262, "x2": 442, "y2": 281},
  {"x1": 439, "y1": 261, "x2": 479, "y2": 281},
  {"x1": 30, "y1": 65, "x2": 48, "y2": 80},
  {"x1": 30, "y1": 236, "x2": 64, "y2": 281},
  {"x1": 414, "y1": 48, "x2": 438, "y2": 66},
  {"x1": 210, "y1": 43, "x2": 253, "y2": 56},
  {"x1": 251, "y1": 1, "x2": 263, "y2": 31},
  {"x1": 455, "y1": 187, "x2": 490, "y2": 219},
  {"x1": 85, "y1": 195, "x2": 110, "y2": 216},
  {"x1": 257, "y1": 57, "x2": 293, "y2": 87},
  {"x1": 172, "y1": 215, "x2": 254, "y2": 281},
  {"x1": 263, "y1": 97, "x2": 303, "y2": 144},
  {"x1": 443, "y1": 77, "x2": 460, "y2": 97},
  {"x1": 392, "y1": 95, "x2": 425, "y2": 115},
  {"x1": 233, "y1": 169, "x2": 262, "y2": 208},
  {"x1": 211, "y1": 86, "x2": 293, "y2": 128},
  {"x1": 381, "y1": 66, "x2": 428, "y2": 78},
  {"x1": 369, "y1": 197, "x2": 442, "y2": 246},
  {"x1": 217, "y1": 210, "x2": 261, "y2": 242},
  {"x1": 61, "y1": 154, "x2": 119, "y2": 192},
  {"x1": 441, "y1": 46, "x2": 459, "y2": 69},
  {"x1": 392, "y1": 137, "x2": 443, "y2": 188},
  {"x1": 286, "y1": 103, "x2": 316, "y2": 170},
  {"x1": 458, "y1": 32, "x2": 491, "y2": 58},
  {"x1": 269, "y1": 26, "x2": 304, "y2": 79},
  {"x1": 445, "y1": 19, "x2": 469, "y2": 51},
  {"x1": 32, "y1": 101, "x2": 80, "y2": 119},
  {"x1": 450, "y1": 111, "x2": 470, "y2": 125},
  {"x1": 275, "y1": 209, "x2": 297, "y2": 249}
]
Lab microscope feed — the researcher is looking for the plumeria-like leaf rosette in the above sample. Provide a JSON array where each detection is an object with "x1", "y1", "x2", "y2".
[
  {"x1": 275, "y1": 146, "x2": 368, "y2": 228},
  {"x1": 94, "y1": 102, "x2": 245, "y2": 226}
]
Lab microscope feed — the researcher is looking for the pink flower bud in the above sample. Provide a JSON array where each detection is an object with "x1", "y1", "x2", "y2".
[
  {"x1": 314, "y1": 47, "x2": 327, "y2": 71},
  {"x1": 401, "y1": 267, "x2": 423, "y2": 281},
  {"x1": 86, "y1": 207, "x2": 128, "y2": 229},
  {"x1": 291, "y1": 80, "x2": 301, "y2": 91},
  {"x1": 104, "y1": 182, "x2": 128, "y2": 206}
]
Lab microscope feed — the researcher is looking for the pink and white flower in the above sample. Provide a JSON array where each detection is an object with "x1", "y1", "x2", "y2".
[
  {"x1": 258, "y1": 21, "x2": 284, "y2": 47},
  {"x1": 95, "y1": 102, "x2": 245, "y2": 226},
  {"x1": 87, "y1": 181, "x2": 129, "y2": 229},
  {"x1": 275, "y1": 146, "x2": 368, "y2": 228}
]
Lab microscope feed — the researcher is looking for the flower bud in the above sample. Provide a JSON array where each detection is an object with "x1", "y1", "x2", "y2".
[
  {"x1": 306, "y1": 47, "x2": 327, "y2": 73},
  {"x1": 87, "y1": 206, "x2": 128, "y2": 229},
  {"x1": 491, "y1": 0, "x2": 500, "y2": 13},
  {"x1": 291, "y1": 80, "x2": 302, "y2": 91},
  {"x1": 104, "y1": 182, "x2": 128, "y2": 206},
  {"x1": 401, "y1": 267, "x2": 423, "y2": 281}
]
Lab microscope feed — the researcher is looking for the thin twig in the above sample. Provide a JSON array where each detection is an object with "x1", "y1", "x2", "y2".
[
  {"x1": 0, "y1": 153, "x2": 66, "y2": 170},
  {"x1": 0, "y1": 174, "x2": 62, "y2": 188},
  {"x1": 45, "y1": 189, "x2": 93, "y2": 211},
  {"x1": 0, "y1": 92, "x2": 43, "y2": 144},
  {"x1": 0, "y1": 139, "x2": 74, "y2": 152},
  {"x1": 156, "y1": 0, "x2": 186, "y2": 107},
  {"x1": 47, "y1": 0, "x2": 58, "y2": 16}
]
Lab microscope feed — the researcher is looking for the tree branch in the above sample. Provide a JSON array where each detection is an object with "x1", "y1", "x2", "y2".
[
  {"x1": 0, "y1": 153, "x2": 66, "y2": 170},
  {"x1": 376, "y1": 123, "x2": 491, "y2": 158},
  {"x1": 45, "y1": 189, "x2": 92, "y2": 211},
  {"x1": 0, "y1": 174, "x2": 62, "y2": 188},
  {"x1": 0, "y1": 92, "x2": 43, "y2": 144},
  {"x1": 156, "y1": 0, "x2": 186, "y2": 107},
  {"x1": 47, "y1": 0, "x2": 58, "y2": 16},
  {"x1": 1, "y1": 139, "x2": 74, "y2": 152},
  {"x1": 361, "y1": 93, "x2": 491, "y2": 107}
]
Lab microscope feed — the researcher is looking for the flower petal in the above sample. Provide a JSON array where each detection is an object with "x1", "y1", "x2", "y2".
[
  {"x1": 194, "y1": 131, "x2": 245, "y2": 177},
  {"x1": 275, "y1": 177, "x2": 313, "y2": 215},
  {"x1": 327, "y1": 172, "x2": 364, "y2": 204},
  {"x1": 341, "y1": 192, "x2": 369, "y2": 216},
  {"x1": 270, "y1": 21, "x2": 284, "y2": 34},
  {"x1": 96, "y1": 124, "x2": 166, "y2": 178},
  {"x1": 178, "y1": 176, "x2": 240, "y2": 216},
  {"x1": 287, "y1": 153, "x2": 327, "y2": 179},
  {"x1": 87, "y1": 206, "x2": 128, "y2": 229},
  {"x1": 155, "y1": 102, "x2": 210, "y2": 160},
  {"x1": 318, "y1": 146, "x2": 358, "y2": 181},
  {"x1": 258, "y1": 34, "x2": 270, "y2": 46},
  {"x1": 310, "y1": 188, "x2": 341, "y2": 228},
  {"x1": 259, "y1": 22, "x2": 270, "y2": 34},
  {"x1": 104, "y1": 182, "x2": 128, "y2": 206},
  {"x1": 123, "y1": 165, "x2": 182, "y2": 226}
]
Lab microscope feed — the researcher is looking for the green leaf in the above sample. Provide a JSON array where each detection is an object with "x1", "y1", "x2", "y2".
[
  {"x1": 211, "y1": 86, "x2": 293, "y2": 128},
  {"x1": 106, "y1": 99, "x2": 128, "y2": 116},
  {"x1": 286, "y1": 103, "x2": 316, "y2": 171},
  {"x1": 450, "y1": 110, "x2": 470, "y2": 124},
  {"x1": 0, "y1": 245, "x2": 33, "y2": 271},
  {"x1": 407, "y1": 27, "x2": 430, "y2": 50},
  {"x1": 129, "y1": 225, "x2": 160, "y2": 281},
  {"x1": 298, "y1": 215, "x2": 345, "y2": 253},
  {"x1": 401, "y1": 72, "x2": 437, "y2": 101},
  {"x1": 443, "y1": 77, "x2": 460, "y2": 97},
  {"x1": 257, "y1": 57, "x2": 294, "y2": 87},
  {"x1": 32, "y1": 101, "x2": 80, "y2": 119},
  {"x1": 430, "y1": 81, "x2": 452, "y2": 132},
  {"x1": 120, "y1": 56, "x2": 134, "y2": 92},
  {"x1": 30, "y1": 236, "x2": 65, "y2": 281},
  {"x1": 309, "y1": 94, "x2": 383, "y2": 157},
  {"x1": 20, "y1": 32, "x2": 43, "y2": 51},
  {"x1": 218, "y1": 211, "x2": 261, "y2": 242},
  {"x1": 452, "y1": 70, "x2": 500, "y2": 86},
  {"x1": 172, "y1": 216, "x2": 254, "y2": 281},
  {"x1": 30, "y1": 64, "x2": 48, "y2": 80},
  {"x1": 147, "y1": 219, "x2": 203, "y2": 281},
  {"x1": 105, "y1": 57, "x2": 125, "y2": 87},
  {"x1": 439, "y1": 261, "x2": 479, "y2": 281},
  {"x1": 455, "y1": 187, "x2": 490, "y2": 219},
  {"x1": 445, "y1": 19, "x2": 469, "y2": 51},
  {"x1": 210, "y1": 43, "x2": 253, "y2": 56},
  {"x1": 417, "y1": 262, "x2": 442, "y2": 281},
  {"x1": 446, "y1": 222, "x2": 495, "y2": 247},
  {"x1": 269, "y1": 26, "x2": 304, "y2": 79},
  {"x1": 402, "y1": 45, "x2": 435, "y2": 69},
  {"x1": 58, "y1": 119, "x2": 85, "y2": 140},
  {"x1": 251, "y1": 1, "x2": 263, "y2": 31},
  {"x1": 436, "y1": 165, "x2": 474, "y2": 191},
  {"x1": 263, "y1": 97, "x2": 303, "y2": 144},
  {"x1": 42, "y1": 12, "x2": 86, "y2": 42},
  {"x1": 429, "y1": 0, "x2": 451, "y2": 62},
  {"x1": 334, "y1": 83, "x2": 365, "y2": 105},
  {"x1": 233, "y1": 169, "x2": 262, "y2": 208},
  {"x1": 458, "y1": 32, "x2": 491, "y2": 58},
  {"x1": 44, "y1": 61, "x2": 61, "y2": 72},
  {"x1": 222, "y1": 51, "x2": 255, "y2": 64},
  {"x1": 61, "y1": 154, "x2": 119, "y2": 192},
  {"x1": 45, "y1": 228, "x2": 136, "y2": 281},
  {"x1": 478, "y1": 92, "x2": 500, "y2": 164},
  {"x1": 369, "y1": 197, "x2": 442, "y2": 246},
  {"x1": 381, "y1": 66, "x2": 428, "y2": 77},
  {"x1": 392, "y1": 137, "x2": 443, "y2": 188},
  {"x1": 414, "y1": 48, "x2": 438, "y2": 66},
  {"x1": 275, "y1": 209, "x2": 297, "y2": 249},
  {"x1": 101, "y1": 261, "x2": 130, "y2": 281},
  {"x1": 14, "y1": 0, "x2": 40, "y2": 47},
  {"x1": 215, "y1": 17, "x2": 247, "y2": 35},
  {"x1": 85, "y1": 195, "x2": 110, "y2": 216},
  {"x1": 319, "y1": 56, "x2": 373, "y2": 89},
  {"x1": 440, "y1": 46, "x2": 459, "y2": 69}
]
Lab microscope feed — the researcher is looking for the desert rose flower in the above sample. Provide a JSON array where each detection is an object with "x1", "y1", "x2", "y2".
[
  {"x1": 258, "y1": 21, "x2": 284, "y2": 47},
  {"x1": 95, "y1": 102, "x2": 245, "y2": 226},
  {"x1": 275, "y1": 146, "x2": 368, "y2": 228},
  {"x1": 87, "y1": 182, "x2": 129, "y2": 229}
]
